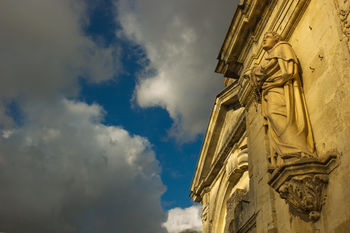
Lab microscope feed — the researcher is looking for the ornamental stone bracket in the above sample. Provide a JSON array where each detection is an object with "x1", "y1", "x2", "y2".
[
  {"x1": 226, "y1": 146, "x2": 248, "y2": 184},
  {"x1": 268, "y1": 155, "x2": 339, "y2": 222}
]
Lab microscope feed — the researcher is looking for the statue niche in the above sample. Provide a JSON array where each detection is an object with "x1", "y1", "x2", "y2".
[
  {"x1": 245, "y1": 31, "x2": 316, "y2": 171},
  {"x1": 245, "y1": 31, "x2": 337, "y2": 222}
]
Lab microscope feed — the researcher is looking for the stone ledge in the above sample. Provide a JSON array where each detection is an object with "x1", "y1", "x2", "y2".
[{"x1": 268, "y1": 155, "x2": 338, "y2": 222}]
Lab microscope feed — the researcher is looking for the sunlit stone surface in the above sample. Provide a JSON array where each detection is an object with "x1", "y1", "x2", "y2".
[{"x1": 190, "y1": 0, "x2": 350, "y2": 232}]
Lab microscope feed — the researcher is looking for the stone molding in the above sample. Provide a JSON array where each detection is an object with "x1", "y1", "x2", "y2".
[
  {"x1": 268, "y1": 155, "x2": 339, "y2": 221},
  {"x1": 245, "y1": 0, "x2": 311, "y2": 79},
  {"x1": 215, "y1": 0, "x2": 311, "y2": 84},
  {"x1": 190, "y1": 82, "x2": 245, "y2": 202},
  {"x1": 226, "y1": 148, "x2": 248, "y2": 182},
  {"x1": 215, "y1": 0, "x2": 270, "y2": 79},
  {"x1": 236, "y1": 214, "x2": 257, "y2": 233},
  {"x1": 191, "y1": 112, "x2": 246, "y2": 202},
  {"x1": 201, "y1": 187, "x2": 210, "y2": 224},
  {"x1": 190, "y1": 82, "x2": 240, "y2": 195}
]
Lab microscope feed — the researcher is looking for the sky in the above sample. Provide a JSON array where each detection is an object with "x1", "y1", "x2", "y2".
[{"x1": 0, "y1": 0, "x2": 238, "y2": 232}]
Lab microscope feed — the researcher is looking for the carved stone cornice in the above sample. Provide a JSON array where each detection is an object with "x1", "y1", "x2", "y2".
[
  {"x1": 215, "y1": 0, "x2": 270, "y2": 79},
  {"x1": 190, "y1": 82, "x2": 246, "y2": 202},
  {"x1": 190, "y1": 112, "x2": 246, "y2": 202},
  {"x1": 268, "y1": 155, "x2": 339, "y2": 221},
  {"x1": 190, "y1": 82, "x2": 242, "y2": 202},
  {"x1": 215, "y1": 0, "x2": 311, "y2": 84}
]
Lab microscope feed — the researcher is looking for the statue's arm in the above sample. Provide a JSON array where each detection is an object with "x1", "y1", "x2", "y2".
[
  {"x1": 243, "y1": 67, "x2": 261, "y2": 94},
  {"x1": 278, "y1": 58, "x2": 295, "y2": 82}
]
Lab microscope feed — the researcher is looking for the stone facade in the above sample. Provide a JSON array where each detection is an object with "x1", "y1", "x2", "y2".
[{"x1": 190, "y1": 0, "x2": 350, "y2": 232}]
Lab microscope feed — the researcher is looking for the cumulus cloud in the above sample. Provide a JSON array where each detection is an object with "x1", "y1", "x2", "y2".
[
  {"x1": 0, "y1": 99, "x2": 167, "y2": 233},
  {"x1": 0, "y1": 0, "x2": 167, "y2": 232},
  {"x1": 163, "y1": 205, "x2": 202, "y2": 233},
  {"x1": 0, "y1": 0, "x2": 118, "y2": 117},
  {"x1": 117, "y1": 0, "x2": 238, "y2": 142}
]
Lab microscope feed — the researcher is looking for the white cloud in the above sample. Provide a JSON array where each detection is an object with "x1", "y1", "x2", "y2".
[
  {"x1": 117, "y1": 0, "x2": 239, "y2": 142},
  {"x1": 0, "y1": 99, "x2": 167, "y2": 233},
  {"x1": 163, "y1": 205, "x2": 202, "y2": 233}
]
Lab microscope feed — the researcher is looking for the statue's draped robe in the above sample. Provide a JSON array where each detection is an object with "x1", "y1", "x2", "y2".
[{"x1": 252, "y1": 41, "x2": 315, "y2": 167}]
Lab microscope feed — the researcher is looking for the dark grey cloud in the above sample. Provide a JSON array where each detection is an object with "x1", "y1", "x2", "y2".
[
  {"x1": 0, "y1": 0, "x2": 118, "y2": 112},
  {"x1": 0, "y1": 100, "x2": 166, "y2": 233},
  {"x1": 117, "y1": 0, "x2": 239, "y2": 142}
]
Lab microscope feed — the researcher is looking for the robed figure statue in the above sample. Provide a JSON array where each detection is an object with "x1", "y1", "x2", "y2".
[{"x1": 245, "y1": 31, "x2": 316, "y2": 170}]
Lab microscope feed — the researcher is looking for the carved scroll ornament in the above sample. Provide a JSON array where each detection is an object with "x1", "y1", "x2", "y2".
[
  {"x1": 226, "y1": 145, "x2": 248, "y2": 183},
  {"x1": 201, "y1": 188, "x2": 210, "y2": 224},
  {"x1": 279, "y1": 174, "x2": 328, "y2": 221}
]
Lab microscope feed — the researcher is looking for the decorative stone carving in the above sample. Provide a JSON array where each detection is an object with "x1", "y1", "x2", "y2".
[
  {"x1": 201, "y1": 206, "x2": 209, "y2": 223},
  {"x1": 201, "y1": 188, "x2": 210, "y2": 224},
  {"x1": 224, "y1": 189, "x2": 247, "y2": 233},
  {"x1": 226, "y1": 138, "x2": 248, "y2": 183},
  {"x1": 279, "y1": 174, "x2": 328, "y2": 221},
  {"x1": 224, "y1": 188, "x2": 256, "y2": 233},
  {"x1": 244, "y1": 31, "x2": 317, "y2": 171},
  {"x1": 268, "y1": 155, "x2": 338, "y2": 222},
  {"x1": 334, "y1": 0, "x2": 350, "y2": 51}
]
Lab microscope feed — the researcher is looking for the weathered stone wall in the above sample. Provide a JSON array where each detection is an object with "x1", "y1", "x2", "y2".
[
  {"x1": 290, "y1": 0, "x2": 350, "y2": 157},
  {"x1": 288, "y1": 0, "x2": 350, "y2": 232},
  {"x1": 246, "y1": 104, "x2": 279, "y2": 233}
]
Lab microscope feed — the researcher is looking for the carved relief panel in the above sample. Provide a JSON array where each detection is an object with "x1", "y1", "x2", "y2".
[{"x1": 224, "y1": 189, "x2": 256, "y2": 233}]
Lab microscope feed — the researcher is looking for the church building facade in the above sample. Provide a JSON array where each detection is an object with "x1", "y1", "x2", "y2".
[{"x1": 190, "y1": 0, "x2": 350, "y2": 232}]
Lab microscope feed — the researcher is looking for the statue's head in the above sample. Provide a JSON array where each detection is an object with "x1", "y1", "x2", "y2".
[{"x1": 262, "y1": 31, "x2": 283, "y2": 51}]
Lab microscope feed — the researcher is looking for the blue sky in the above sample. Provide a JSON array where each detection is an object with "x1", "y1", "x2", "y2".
[
  {"x1": 0, "y1": 0, "x2": 237, "y2": 232},
  {"x1": 81, "y1": 0, "x2": 203, "y2": 210}
]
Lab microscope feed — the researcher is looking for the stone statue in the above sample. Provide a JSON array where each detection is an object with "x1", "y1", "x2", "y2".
[{"x1": 245, "y1": 31, "x2": 316, "y2": 170}]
